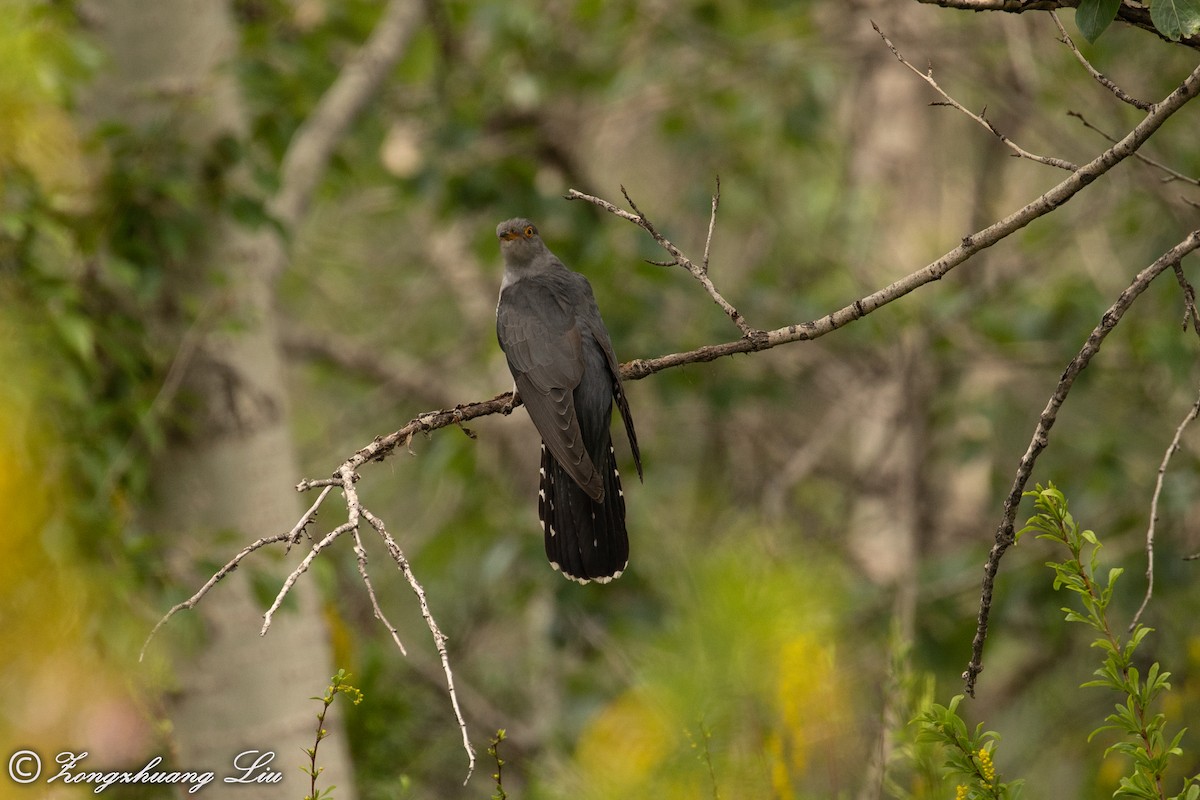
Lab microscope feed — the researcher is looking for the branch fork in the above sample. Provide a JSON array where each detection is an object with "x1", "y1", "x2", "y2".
[{"x1": 566, "y1": 181, "x2": 762, "y2": 340}]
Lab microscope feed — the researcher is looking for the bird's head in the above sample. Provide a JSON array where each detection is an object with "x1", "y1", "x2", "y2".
[{"x1": 496, "y1": 218, "x2": 546, "y2": 267}]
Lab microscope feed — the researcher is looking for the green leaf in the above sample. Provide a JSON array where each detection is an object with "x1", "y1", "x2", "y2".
[
  {"x1": 1151, "y1": 0, "x2": 1200, "y2": 40},
  {"x1": 1076, "y1": 0, "x2": 1122, "y2": 41},
  {"x1": 52, "y1": 312, "x2": 95, "y2": 364}
]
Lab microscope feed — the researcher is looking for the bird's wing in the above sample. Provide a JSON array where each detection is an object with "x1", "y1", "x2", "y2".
[
  {"x1": 577, "y1": 280, "x2": 642, "y2": 482},
  {"x1": 498, "y1": 277, "x2": 603, "y2": 499}
]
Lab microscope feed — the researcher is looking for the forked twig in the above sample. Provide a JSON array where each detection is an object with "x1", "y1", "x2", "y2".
[
  {"x1": 354, "y1": 529, "x2": 407, "y2": 655},
  {"x1": 1067, "y1": 111, "x2": 1200, "y2": 187},
  {"x1": 566, "y1": 181, "x2": 759, "y2": 339},
  {"x1": 362, "y1": 506, "x2": 476, "y2": 782},
  {"x1": 262, "y1": 521, "x2": 354, "y2": 634},
  {"x1": 138, "y1": 532, "x2": 292, "y2": 662},
  {"x1": 1173, "y1": 263, "x2": 1200, "y2": 331},
  {"x1": 873, "y1": 21, "x2": 1079, "y2": 171}
]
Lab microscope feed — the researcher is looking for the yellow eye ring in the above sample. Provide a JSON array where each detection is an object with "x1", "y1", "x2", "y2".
[{"x1": 523, "y1": 225, "x2": 535, "y2": 237}]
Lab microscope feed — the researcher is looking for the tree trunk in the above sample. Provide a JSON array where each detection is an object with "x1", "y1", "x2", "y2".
[{"x1": 86, "y1": 3, "x2": 356, "y2": 795}]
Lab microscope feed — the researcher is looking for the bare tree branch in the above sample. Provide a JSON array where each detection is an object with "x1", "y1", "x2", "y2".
[
  {"x1": 964, "y1": 229, "x2": 1200, "y2": 696},
  {"x1": 913, "y1": 0, "x2": 1200, "y2": 51},
  {"x1": 1066, "y1": 111, "x2": 1200, "y2": 187},
  {"x1": 361, "y1": 504, "x2": 476, "y2": 783},
  {"x1": 139, "y1": 533, "x2": 292, "y2": 662},
  {"x1": 566, "y1": 181, "x2": 758, "y2": 339},
  {"x1": 271, "y1": 0, "x2": 425, "y2": 229},
  {"x1": 353, "y1": 529, "x2": 408, "y2": 655},
  {"x1": 1173, "y1": 262, "x2": 1200, "y2": 330},
  {"x1": 1050, "y1": 11, "x2": 1153, "y2": 110},
  {"x1": 570, "y1": 58, "x2": 1200, "y2": 383},
  {"x1": 139, "y1": 484, "x2": 334, "y2": 661},
  {"x1": 263, "y1": 521, "x2": 354, "y2": 633},
  {"x1": 274, "y1": 462, "x2": 481, "y2": 780},
  {"x1": 873, "y1": 21, "x2": 1079, "y2": 171},
  {"x1": 917, "y1": 0, "x2": 1066, "y2": 7}
]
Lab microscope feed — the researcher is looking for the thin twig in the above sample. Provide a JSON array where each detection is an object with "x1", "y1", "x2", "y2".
[
  {"x1": 139, "y1": 532, "x2": 293, "y2": 662},
  {"x1": 1066, "y1": 111, "x2": 1200, "y2": 186},
  {"x1": 571, "y1": 46, "x2": 1200, "y2": 382},
  {"x1": 287, "y1": 483, "x2": 335, "y2": 550},
  {"x1": 566, "y1": 182, "x2": 757, "y2": 338},
  {"x1": 1172, "y1": 263, "x2": 1200, "y2": 332},
  {"x1": 262, "y1": 521, "x2": 356, "y2": 635},
  {"x1": 353, "y1": 528, "x2": 408, "y2": 655},
  {"x1": 703, "y1": 176, "x2": 721, "y2": 273},
  {"x1": 873, "y1": 21, "x2": 1079, "y2": 171},
  {"x1": 1130, "y1": 387, "x2": 1200, "y2": 630},
  {"x1": 1050, "y1": 11, "x2": 1153, "y2": 111},
  {"x1": 362, "y1": 505, "x2": 476, "y2": 783},
  {"x1": 964, "y1": 230, "x2": 1200, "y2": 695}
]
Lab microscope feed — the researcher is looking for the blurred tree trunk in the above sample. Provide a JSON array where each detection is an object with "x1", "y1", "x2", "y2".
[{"x1": 86, "y1": 2, "x2": 356, "y2": 795}]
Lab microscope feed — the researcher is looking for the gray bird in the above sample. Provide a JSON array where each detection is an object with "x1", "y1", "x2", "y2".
[{"x1": 495, "y1": 218, "x2": 641, "y2": 583}]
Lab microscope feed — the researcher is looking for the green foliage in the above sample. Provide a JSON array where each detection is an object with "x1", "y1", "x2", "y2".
[
  {"x1": 910, "y1": 486, "x2": 1199, "y2": 800},
  {"x1": 236, "y1": 0, "x2": 382, "y2": 165},
  {"x1": 0, "y1": 1, "x2": 279, "y2": 594},
  {"x1": 915, "y1": 695, "x2": 1019, "y2": 800},
  {"x1": 487, "y1": 729, "x2": 509, "y2": 800},
  {"x1": 1019, "y1": 484, "x2": 1198, "y2": 800},
  {"x1": 0, "y1": 0, "x2": 188, "y2": 648},
  {"x1": 1075, "y1": 0, "x2": 1123, "y2": 42},
  {"x1": 1075, "y1": 0, "x2": 1200, "y2": 41},
  {"x1": 1150, "y1": 0, "x2": 1200, "y2": 41},
  {"x1": 303, "y1": 669, "x2": 364, "y2": 800}
]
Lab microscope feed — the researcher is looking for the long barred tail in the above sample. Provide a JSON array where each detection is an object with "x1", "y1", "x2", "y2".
[{"x1": 539, "y1": 442, "x2": 628, "y2": 583}]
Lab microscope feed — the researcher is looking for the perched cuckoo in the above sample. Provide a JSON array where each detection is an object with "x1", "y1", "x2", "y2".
[{"x1": 495, "y1": 218, "x2": 642, "y2": 583}]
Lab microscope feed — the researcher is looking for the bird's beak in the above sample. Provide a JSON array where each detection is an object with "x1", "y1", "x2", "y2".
[{"x1": 499, "y1": 231, "x2": 520, "y2": 242}]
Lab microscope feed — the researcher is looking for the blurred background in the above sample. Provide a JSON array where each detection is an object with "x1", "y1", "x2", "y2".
[{"x1": 2, "y1": 0, "x2": 1199, "y2": 798}]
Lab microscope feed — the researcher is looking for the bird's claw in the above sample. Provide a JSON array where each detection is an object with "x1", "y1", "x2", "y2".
[{"x1": 501, "y1": 390, "x2": 520, "y2": 415}]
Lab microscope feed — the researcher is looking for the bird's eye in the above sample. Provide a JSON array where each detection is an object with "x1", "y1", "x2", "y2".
[{"x1": 523, "y1": 225, "x2": 535, "y2": 237}]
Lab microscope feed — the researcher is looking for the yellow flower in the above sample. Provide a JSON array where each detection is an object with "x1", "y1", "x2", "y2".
[
  {"x1": 976, "y1": 747, "x2": 996, "y2": 784},
  {"x1": 955, "y1": 784, "x2": 969, "y2": 800}
]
